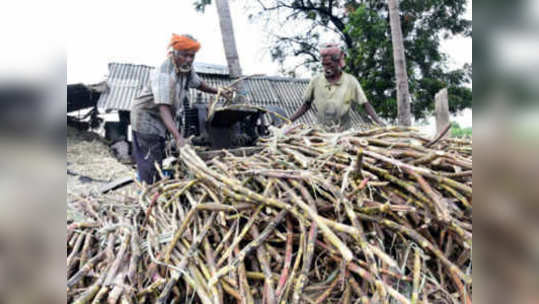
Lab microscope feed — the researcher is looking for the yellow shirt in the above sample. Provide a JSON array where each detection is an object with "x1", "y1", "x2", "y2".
[{"x1": 304, "y1": 72, "x2": 367, "y2": 130}]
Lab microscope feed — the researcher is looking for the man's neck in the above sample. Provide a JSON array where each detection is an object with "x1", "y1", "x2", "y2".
[{"x1": 325, "y1": 71, "x2": 343, "y2": 84}]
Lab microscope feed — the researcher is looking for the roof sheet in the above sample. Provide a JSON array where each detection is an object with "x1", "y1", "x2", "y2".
[{"x1": 97, "y1": 62, "x2": 368, "y2": 126}]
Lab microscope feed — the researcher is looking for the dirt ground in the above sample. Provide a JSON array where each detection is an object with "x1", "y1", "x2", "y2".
[{"x1": 67, "y1": 127, "x2": 136, "y2": 202}]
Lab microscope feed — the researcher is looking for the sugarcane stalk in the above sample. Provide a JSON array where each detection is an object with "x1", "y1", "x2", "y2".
[
  {"x1": 234, "y1": 246, "x2": 255, "y2": 304},
  {"x1": 218, "y1": 277, "x2": 241, "y2": 301},
  {"x1": 275, "y1": 215, "x2": 293, "y2": 299},
  {"x1": 251, "y1": 226, "x2": 276, "y2": 304},
  {"x1": 362, "y1": 149, "x2": 472, "y2": 196},
  {"x1": 67, "y1": 124, "x2": 472, "y2": 303},
  {"x1": 209, "y1": 210, "x2": 287, "y2": 287},
  {"x1": 245, "y1": 271, "x2": 281, "y2": 281},
  {"x1": 341, "y1": 280, "x2": 352, "y2": 304},
  {"x1": 188, "y1": 262, "x2": 215, "y2": 304},
  {"x1": 120, "y1": 294, "x2": 132, "y2": 304},
  {"x1": 68, "y1": 251, "x2": 106, "y2": 289},
  {"x1": 203, "y1": 238, "x2": 223, "y2": 302},
  {"x1": 292, "y1": 221, "x2": 317, "y2": 304},
  {"x1": 79, "y1": 231, "x2": 93, "y2": 270},
  {"x1": 350, "y1": 277, "x2": 370, "y2": 304},
  {"x1": 67, "y1": 232, "x2": 85, "y2": 270},
  {"x1": 361, "y1": 214, "x2": 472, "y2": 285},
  {"x1": 142, "y1": 192, "x2": 161, "y2": 227},
  {"x1": 137, "y1": 277, "x2": 165, "y2": 296},
  {"x1": 313, "y1": 273, "x2": 339, "y2": 304},
  {"x1": 440, "y1": 184, "x2": 472, "y2": 211},
  {"x1": 278, "y1": 180, "x2": 354, "y2": 263},
  {"x1": 217, "y1": 204, "x2": 264, "y2": 266},
  {"x1": 406, "y1": 168, "x2": 451, "y2": 223},
  {"x1": 265, "y1": 244, "x2": 284, "y2": 265},
  {"x1": 108, "y1": 271, "x2": 127, "y2": 304},
  {"x1": 156, "y1": 271, "x2": 179, "y2": 304},
  {"x1": 279, "y1": 220, "x2": 305, "y2": 304},
  {"x1": 72, "y1": 275, "x2": 105, "y2": 304},
  {"x1": 165, "y1": 203, "x2": 228, "y2": 263},
  {"x1": 449, "y1": 268, "x2": 472, "y2": 304},
  {"x1": 183, "y1": 147, "x2": 303, "y2": 220},
  {"x1": 104, "y1": 232, "x2": 130, "y2": 286},
  {"x1": 178, "y1": 263, "x2": 214, "y2": 304},
  {"x1": 411, "y1": 247, "x2": 421, "y2": 304},
  {"x1": 214, "y1": 220, "x2": 239, "y2": 256}
]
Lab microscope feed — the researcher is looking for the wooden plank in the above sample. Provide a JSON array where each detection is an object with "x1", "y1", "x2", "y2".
[
  {"x1": 100, "y1": 176, "x2": 134, "y2": 194},
  {"x1": 435, "y1": 88, "x2": 450, "y2": 138}
]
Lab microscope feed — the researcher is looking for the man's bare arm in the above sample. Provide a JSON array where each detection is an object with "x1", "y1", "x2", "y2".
[
  {"x1": 363, "y1": 102, "x2": 385, "y2": 126},
  {"x1": 197, "y1": 81, "x2": 235, "y2": 101},
  {"x1": 158, "y1": 104, "x2": 185, "y2": 147},
  {"x1": 290, "y1": 102, "x2": 311, "y2": 122},
  {"x1": 198, "y1": 81, "x2": 218, "y2": 94}
]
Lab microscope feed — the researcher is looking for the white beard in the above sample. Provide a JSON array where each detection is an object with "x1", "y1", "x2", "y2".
[{"x1": 179, "y1": 64, "x2": 192, "y2": 73}]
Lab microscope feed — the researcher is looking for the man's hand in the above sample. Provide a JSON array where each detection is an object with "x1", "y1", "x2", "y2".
[
  {"x1": 220, "y1": 87, "x2": 234, "y2": 101},
  {"x1": 175, "y1": 135, "x2": 186, "y2": 150},
  {"x1": 363, "y1": 102, "x2": 386, "y2": 127}
]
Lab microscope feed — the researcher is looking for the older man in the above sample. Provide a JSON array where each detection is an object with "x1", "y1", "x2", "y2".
[
  {"x1": 130, "y1": 34, "x2": 227, "y2": 184},
  {"x1": 290, "y1": 43, "x2": 385, "y2": 130}
]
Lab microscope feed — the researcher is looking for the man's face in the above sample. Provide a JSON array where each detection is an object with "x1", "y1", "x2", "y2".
[
  {"x1": 174, "y1": 50, "x2": 196, "y2": 72},
  {"x1": 321, "y1": 53, "x2": 342, "y2": 78}
]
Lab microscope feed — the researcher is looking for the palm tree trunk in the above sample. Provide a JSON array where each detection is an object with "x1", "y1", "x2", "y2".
[
  {"x1": 388, "y1": 0, "x2": 412, "y2": 126},
  {"x1": 215, "y1": 0, "x2": 248, "y2": 103},
  {"x1": 216, "y1": 0, "x2": 242, "y2": 77}
]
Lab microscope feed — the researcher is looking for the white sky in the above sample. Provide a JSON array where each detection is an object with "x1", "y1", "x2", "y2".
[
  {"x1": 0, "y1": 0, "x2": 470, "y2": 86},
  {"x1": 440, "y1": 0, "x2": 472, "y2": 70},
  {"x1": 67, "y1": 0, "x2": 282, "y2": 84},
  {"x1": 65, "y1": 0, "x2": 472, "y2": 85},
  {"x1": 64, "y1": 0, "x2": 472, "y2": 130}
]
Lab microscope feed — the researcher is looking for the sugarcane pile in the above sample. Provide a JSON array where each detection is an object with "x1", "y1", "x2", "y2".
[{"x1": 67, "y1": 125, "x2": 472, "y2": 304}]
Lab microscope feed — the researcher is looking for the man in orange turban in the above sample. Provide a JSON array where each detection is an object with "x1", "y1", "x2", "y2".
[
  {"x1": 168, "y1": 34, "x2": 202, "y2": 73},
  {"x1": 169, "y1": 33, "x2": 201, "y2": 52},
  {"x1": 129, "y1": 33, "x2": 231, "y2": 184}
]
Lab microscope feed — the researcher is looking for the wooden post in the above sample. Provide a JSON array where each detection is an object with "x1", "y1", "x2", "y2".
[{"x1": 435, "y1": 88, "x2": 449, "y2": 137}]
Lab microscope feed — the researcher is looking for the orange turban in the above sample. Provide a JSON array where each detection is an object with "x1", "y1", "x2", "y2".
[{"x1": 169, "y1": 34, "x2": 201, "y2": 52}]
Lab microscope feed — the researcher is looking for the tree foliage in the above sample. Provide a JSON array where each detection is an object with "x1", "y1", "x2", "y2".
[
  {"x1": 194, "y1": 0, "x2": 472, "y2": 121},
  {"x1": 450, "y1": 121, "x2": 472, "y2": 138}
]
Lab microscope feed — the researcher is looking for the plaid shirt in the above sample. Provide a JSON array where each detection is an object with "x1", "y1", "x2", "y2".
[{"x1": 130, "y1": 57, "x2": 202, "y2": 137}]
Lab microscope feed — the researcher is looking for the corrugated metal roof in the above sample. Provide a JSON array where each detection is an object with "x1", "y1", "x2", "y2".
[
  {"x1": 97, "y1": 62, "x2": 368, "y2": 126},
  {"x1": 97, "y1": 63, "x2": 152, "y2": 111},
  {"x1": 193, "y1": 62, "x2": 229, "y2": 75}
]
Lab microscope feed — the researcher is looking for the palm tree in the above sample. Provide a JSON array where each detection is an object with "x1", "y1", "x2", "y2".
[
  {"x1": 388, "y1": 0, "x2": 412, "y2": 126},
  {"x1": 215, "y1": 0, "x2": 246, "y2": 102}
]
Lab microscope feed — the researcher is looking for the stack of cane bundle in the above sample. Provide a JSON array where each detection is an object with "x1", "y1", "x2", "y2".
[{"x1": 67, "y1": 125, "x2": 472, "y2": 304}]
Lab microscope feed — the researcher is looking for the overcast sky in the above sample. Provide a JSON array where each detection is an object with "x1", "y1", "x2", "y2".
[
  {"x1": 67, "y1": 0, "x2": 282, "y2": 84},
  {"x1": 66, "y1": 0, "x2": 472, "y2": 85},
  {"x1": 63, "y1": 0, "x2": 473, "y2": 131}
]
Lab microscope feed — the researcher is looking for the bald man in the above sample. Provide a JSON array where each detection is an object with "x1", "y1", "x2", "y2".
[{"x1": 290, "y1": 43, "x2": 384, "y2": 130}]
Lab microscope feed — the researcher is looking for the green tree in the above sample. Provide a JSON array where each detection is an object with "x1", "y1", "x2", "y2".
[
  {"x1": 450, "y1": 121, "x2": 472, "y2": 138},
  {"x1": 194, "y1": 0, "x2": 472, "y2": 122}
]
